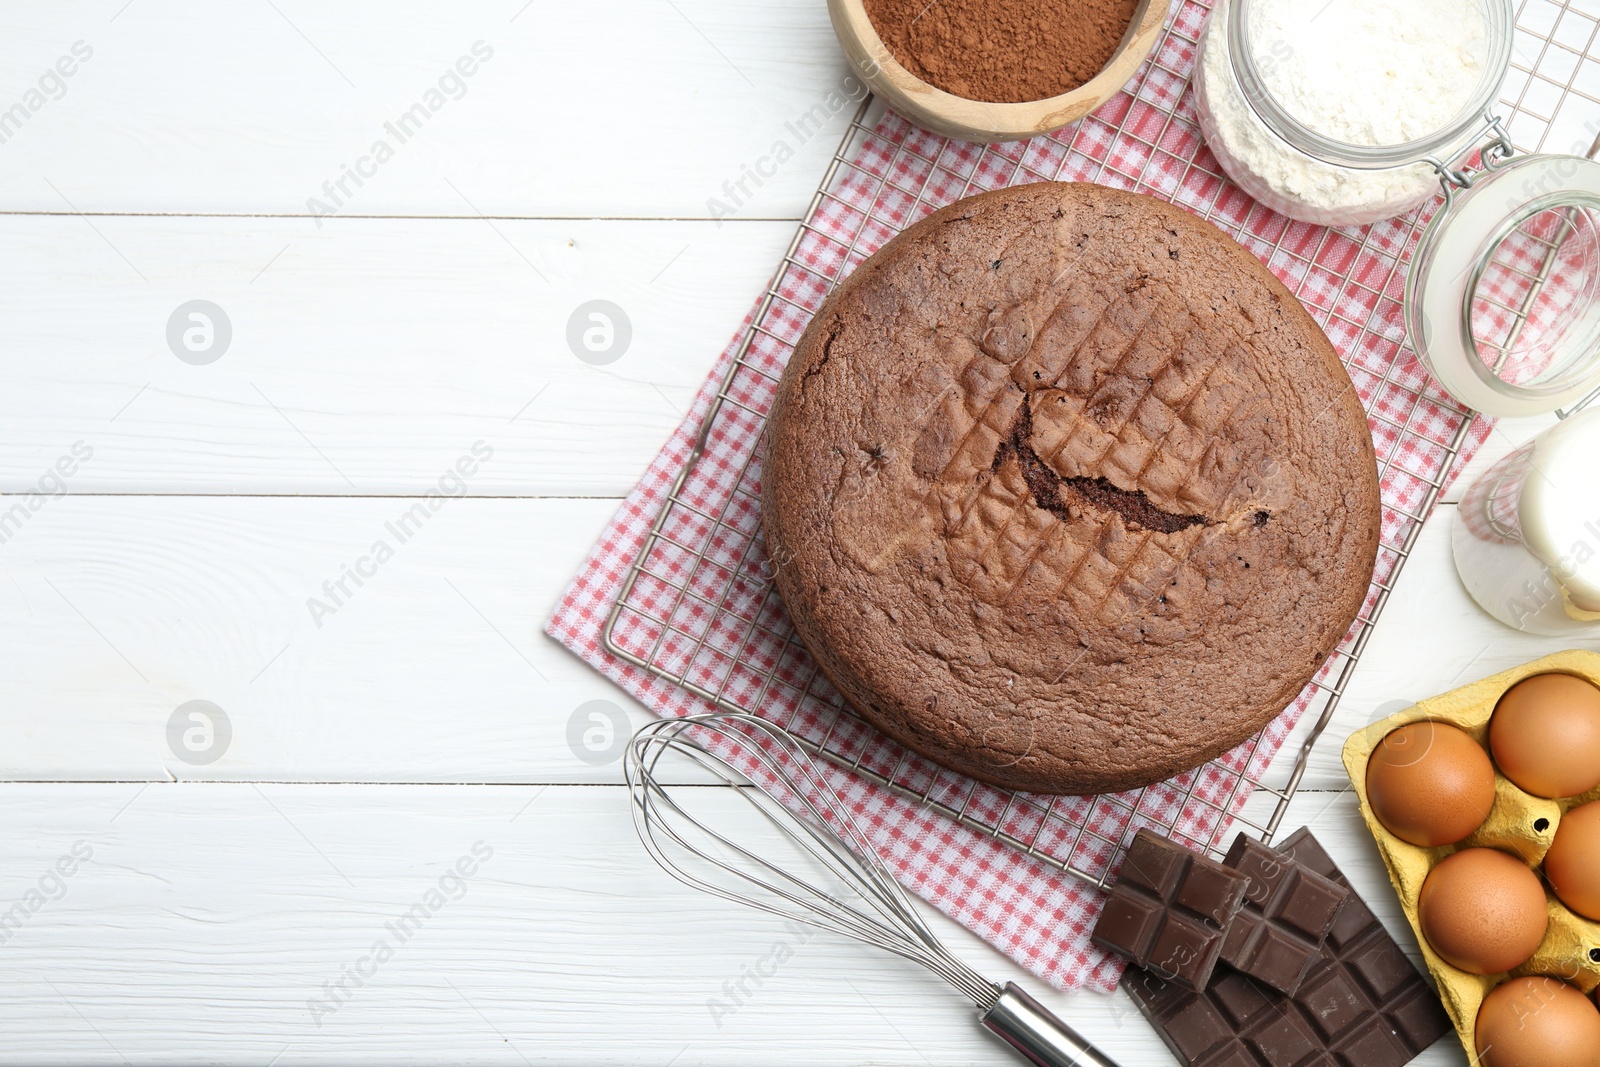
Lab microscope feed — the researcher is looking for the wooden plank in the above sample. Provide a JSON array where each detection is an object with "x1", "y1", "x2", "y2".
[
  {"x1": 0, "y1": 495, "x2": 648, "y2": 782},
  {"x1": 0, "y1": 0, "x2": 858, "y2": 219},
  {"x1": 0, "y1": 783, "x2": 1457, "y2": 1066},
  {"x1": 0, "y1": 492, "x2": 1542, "y2": 792},
  {"x1": 0, "y1": 215, "x2": 791, "y2": 495}
]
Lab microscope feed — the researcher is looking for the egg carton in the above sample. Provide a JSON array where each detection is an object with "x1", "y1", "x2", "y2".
[{"x1": 1342, "y1": 649, "x2": 1600, "y2": 1061}]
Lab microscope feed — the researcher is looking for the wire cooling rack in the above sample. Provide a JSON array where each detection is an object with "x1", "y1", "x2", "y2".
[{"x1": 602, "y1": 0, "x2": 1596, "y2": 890}]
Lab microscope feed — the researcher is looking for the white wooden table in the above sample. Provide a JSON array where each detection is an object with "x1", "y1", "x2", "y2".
[{"x1": 0, "y1": 2, "x2": 1580, "y2": 1063}]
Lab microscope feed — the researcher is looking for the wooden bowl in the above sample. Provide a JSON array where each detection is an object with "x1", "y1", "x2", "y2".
[{"x1": 827, "y1": 0, "x2": 1170, "y2": 143}]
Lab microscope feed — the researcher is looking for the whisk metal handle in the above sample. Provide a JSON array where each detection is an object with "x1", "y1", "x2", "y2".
[{"x1": 980, "y1": 983, "x2": 1121, "y2": 1067}]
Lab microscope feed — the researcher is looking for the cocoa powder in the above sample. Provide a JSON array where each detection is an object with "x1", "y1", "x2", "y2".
[{"x1": 862, "y1": 0, "x2": 1140, "y2": 104}]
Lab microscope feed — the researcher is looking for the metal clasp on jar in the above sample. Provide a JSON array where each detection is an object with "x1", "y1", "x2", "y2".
[{"x1": 1427, "y1": 112, "x2": 1517, "y2": 207}]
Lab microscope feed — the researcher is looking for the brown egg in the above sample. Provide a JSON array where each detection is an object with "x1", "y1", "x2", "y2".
[
  {"x1": 1546, "y1": 800, "x2": 1600, "y2": 921},
  {"x1": 1475, "y1": 976, "x2": 1600, "y2": 1067},
  {"x1": 1490, "y1": 673, "x2": 1600, "y2": 798},
  {"x1": 1366, "y1": 720, "x2": 1496, "y2": 846},
  {"x1": 1418, "y1": 847, "x2": 1548, "y2": 974}
]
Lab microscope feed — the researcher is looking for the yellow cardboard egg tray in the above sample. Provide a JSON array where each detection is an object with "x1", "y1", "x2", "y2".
[{"x1": 1342, "y1": 649, "x2": 1600, "y2": 1061}]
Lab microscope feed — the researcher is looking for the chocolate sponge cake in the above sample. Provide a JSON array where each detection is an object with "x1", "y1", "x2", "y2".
[{"x1": 761, "y1": 181, "x2": 1380, "y2": 795}]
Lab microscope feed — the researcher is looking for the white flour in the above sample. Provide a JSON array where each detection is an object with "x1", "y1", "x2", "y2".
[{"x1": 1197, "y1": 0, "x2": 1491, "y2": 225}]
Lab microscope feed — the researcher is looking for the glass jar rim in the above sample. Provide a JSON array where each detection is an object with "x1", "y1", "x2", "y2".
[{"x1": 1227, "y1": 0, "x2": 1515, "y2": 170}]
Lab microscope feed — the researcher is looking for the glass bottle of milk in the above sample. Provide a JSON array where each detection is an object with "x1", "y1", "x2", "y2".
[{"x1": 1454, "y1": 409, "x2": 1600, "y2": 634}]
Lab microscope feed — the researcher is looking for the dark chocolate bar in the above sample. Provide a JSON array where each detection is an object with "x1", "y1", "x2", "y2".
[
  {"x1": 1091, "y1": 828, "x2": 1249, "y2": 991},
  {"x1": 1121, "y1": 828, "x2": 1451, "y2": 1067},
  {"x1": 1219, "y1": 832, "x2": 1350, "y2": 995}
]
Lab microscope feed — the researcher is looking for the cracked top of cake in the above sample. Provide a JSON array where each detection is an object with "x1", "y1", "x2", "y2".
[{"x1": 762, "y1": 181, "x2": 1381, "y2": 796}]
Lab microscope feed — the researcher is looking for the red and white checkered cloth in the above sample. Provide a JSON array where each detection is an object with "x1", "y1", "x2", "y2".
[{"x1": 549, "y1": 0, "x2": 1513, "y2": 992}]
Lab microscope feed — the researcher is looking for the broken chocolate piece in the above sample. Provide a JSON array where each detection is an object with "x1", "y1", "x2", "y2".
[
  {"x1": 1220, "y1": 832, "x2": 1350, "y2": 995},
  {"x1": 1091, "y1": 829, "x2": 1249, "y2": 991}
]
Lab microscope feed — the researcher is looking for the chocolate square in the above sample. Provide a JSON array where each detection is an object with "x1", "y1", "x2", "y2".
[
  {"x1": 1387, "y1": 987, "x2": 1450, "y2": 1050},
  {"x1": 1277, "y1": 871, "x2": 1347, "y2": 937},
  {"x1": 1298, "y1": 963, "x2": 1365, "y2": 1039},
  {"x1": 1096, "y1": 891, "x2": 1165, "y2": 958},
  {"x1": 1249, "y1": 925, "x2": 1317, "y2": 992},
  {"x1": 1347, "y1": 937, "x2": 1413, "y2": 1003},
  {"x1": 1248, "y1": 1012, "x2": 1319, "y2": 1067},
  {"x1": 1120, "y1": 828, "x2": 1451, "y2": 1067},
  {"x1": 1325, "y1": 894, "x2": 1376, "y2": 951},
  {"x1": 1091, "y1": 829, "x2": 1249, "y2": 991},
  {"x1": 1178, "y1": 862, "x2": 1250, "y2": 926},
  {"x1": 1167, "y1": 996, "x2": 1231, "y2": 1062},
  {"x1": 1150, "y1": 913, "x2": 1223, "y2": 982},
  {"x1": 1334, "y1": 1020, "x2": 1410, "y2": 1067},
  {"x1": 1209, "y1": 969, "x2": 1272, "y2": 1028},
  {"x1": 1124, "y1": 838, "x2": 1187, "y2": 895}
]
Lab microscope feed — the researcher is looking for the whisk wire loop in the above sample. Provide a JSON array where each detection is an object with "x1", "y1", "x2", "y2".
[
  {"x1": 626, "y1": 712, "x2": 997, "y2": 1006},
  {"x1": 624, "y1": 711, "x2": 1121, "y2": 1067}
]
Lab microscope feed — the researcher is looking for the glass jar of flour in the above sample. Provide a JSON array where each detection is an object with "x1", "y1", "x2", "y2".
[
  {"x1": 1194, "y1": 0, "x2": 1514, "y2": 227},
  {"x1": 1199, "y1": 0, "x2": 1600, "y2": 416}
]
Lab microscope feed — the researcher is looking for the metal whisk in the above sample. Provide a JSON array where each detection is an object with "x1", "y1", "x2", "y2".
[{"x1": 625, "y1": 711, "x2": 1120, "y2": 1067}]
